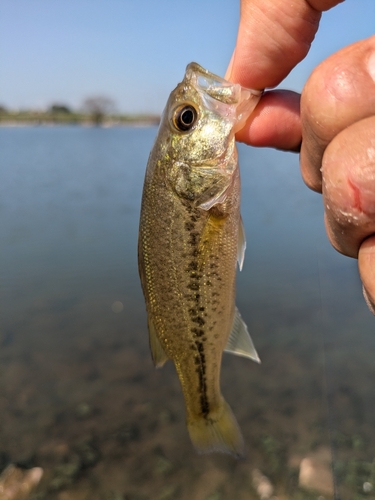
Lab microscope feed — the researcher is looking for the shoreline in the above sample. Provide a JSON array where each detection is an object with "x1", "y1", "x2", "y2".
[{"x1": 0, "y1": 120, "x2": 159, "y2": 128}]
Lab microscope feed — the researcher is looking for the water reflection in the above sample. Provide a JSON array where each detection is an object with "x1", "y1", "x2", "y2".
[{"x1": 0, "y1": 127, "x2": 374, "y2": 499}]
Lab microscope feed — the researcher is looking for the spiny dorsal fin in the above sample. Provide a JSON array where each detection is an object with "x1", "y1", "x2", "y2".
[
  {"x1": 148, "y1": 317, "x2": 168, "y2": 368},
  {"x1": 224, "y1": 307, "x2": 260, "y2": 363},
  {"x1": 237, "y1": 216, "x2": 246, "y2": 271}
]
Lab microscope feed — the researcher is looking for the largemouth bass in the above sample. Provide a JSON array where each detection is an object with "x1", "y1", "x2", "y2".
[{"x1": 138, "y1": 63, "x2": 261, "y2": 457}]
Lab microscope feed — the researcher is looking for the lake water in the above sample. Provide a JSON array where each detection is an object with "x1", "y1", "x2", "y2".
[{"x1": 1, "y1": 126, "x2": 375, "y2": 499}]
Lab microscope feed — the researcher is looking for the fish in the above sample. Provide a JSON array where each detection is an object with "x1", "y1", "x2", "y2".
[{"x1": 138, "y1": 62, "x2": 261, "y2": 457}]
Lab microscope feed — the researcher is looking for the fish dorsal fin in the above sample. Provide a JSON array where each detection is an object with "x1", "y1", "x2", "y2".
[
  {"x1": 225, "y1": 307, "x2": 260, "y2": 363},
  {"x1": 148, "y1": 317, "x2": 169, "y2": 368},
  {"x1": 237, "y1": 216, "x2": 246, "y2": 271}
]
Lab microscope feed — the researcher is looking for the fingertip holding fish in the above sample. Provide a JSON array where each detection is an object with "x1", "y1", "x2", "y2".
[{"x1": 224, "y1": 49, "x2": 235, "y2": 81}]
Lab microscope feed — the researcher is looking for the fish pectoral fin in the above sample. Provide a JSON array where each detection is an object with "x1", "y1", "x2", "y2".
[
  {"x1": 224, "y1": 307, "x2": 260, "y2": 363},
  {"x1": 148, "y1": 318, "x2": 169, "y2": 368},
  {"x1": 196, "y1": 174, "x2": 232, "y2": 211},
  {"x1": 237, "y1": 216, "x2": 246, "y2": 271}
]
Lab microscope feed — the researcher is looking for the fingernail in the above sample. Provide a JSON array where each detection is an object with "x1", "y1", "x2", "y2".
[
  {"x1": 359, "y1": 235, "x2": 375, "y2": 315},
  {"x1": 367, "y1": 50, "x2": 375, "y2": 83},
  {"x1": 362, "y1": 285, "x2": 375, "y2": 315},
  {"x1": 224, "y1": 49, "x2": 236, "y2": 81}
]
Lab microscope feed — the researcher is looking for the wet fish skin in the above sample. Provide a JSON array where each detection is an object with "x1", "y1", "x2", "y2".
[{"x1": 138, "y1": 63, "x2": 261, "y2": 456}]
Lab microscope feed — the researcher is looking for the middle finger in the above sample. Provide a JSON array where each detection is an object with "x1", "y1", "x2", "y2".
[{"x1": 300, "y1": 35, "x2": 375, "y2": 192}]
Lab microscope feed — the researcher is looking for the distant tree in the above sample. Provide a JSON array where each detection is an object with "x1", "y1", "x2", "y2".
[
  {"x1": 82, "y1": 96, "x2": 116, "y2": 125},
  {"x1": 0, "y1": 104, "x2": 8, "y2": 113},
  {"x1": 49, "y1": 104, "x2": 72, "y2": 114}
]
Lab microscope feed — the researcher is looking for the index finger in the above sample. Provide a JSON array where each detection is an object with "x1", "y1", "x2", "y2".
[{"x1": 227, "y1": 0, "x2": 343, "y2": 90}]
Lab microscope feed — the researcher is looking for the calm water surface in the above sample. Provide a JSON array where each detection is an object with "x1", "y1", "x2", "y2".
[{"x1": 1, "y1": 126, "x2": 375, "y2": 499}]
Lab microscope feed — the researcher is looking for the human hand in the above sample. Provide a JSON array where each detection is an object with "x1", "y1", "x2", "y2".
[
  {"x1": 226, "y1": 0, "x2": 344, "y2": 150},
  {"x1": 227, "y1": 0, "x2": 375, "y2": 313},
  {"x1": 301, "y1": 37, "x2": 375, "y2": 312}
]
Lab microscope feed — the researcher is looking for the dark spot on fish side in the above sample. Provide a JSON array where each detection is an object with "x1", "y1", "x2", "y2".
[
  {"x1": 193, "y1": 335, "x2": 209, "y2": 416},
  {"x1": 190, "y1": 272, "x2": 201, "y2": 280},
  {"x1": 191, "y1": 327, "x2": 204, "y2": 337},
  {"x1": 196, "y1": 341, "x2": 203, "y2": 352},
  {"x1": 192, "y1": 316, "x2": 205, "y2": 327},
  {"x1": 188, "y1": 283, "x2": 199, "y2": 291},
  {"x1": 190, "y1": 211, "x2": 201, "y2": 222},
  {"x1": 200, "y1": 395, "x2": 209, "y2": 416},
  {"x1": 189, "y1": 232, "x2": 199, "y2": 246},
  {"x1": 187, "y1": 261, "x2": 198, "y2": 271}
]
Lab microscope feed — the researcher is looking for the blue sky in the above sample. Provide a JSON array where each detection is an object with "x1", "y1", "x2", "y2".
[{"x1": 1, "y1": 0, "x2": 374, "y2": 113}]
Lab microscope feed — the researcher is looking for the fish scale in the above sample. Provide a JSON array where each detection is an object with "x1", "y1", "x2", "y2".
[{"x1": 138, "y1": 63, "x2": 261, "y2": 456}]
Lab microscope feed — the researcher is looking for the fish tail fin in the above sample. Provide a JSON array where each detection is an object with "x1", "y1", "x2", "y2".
[{"x1": 187, "y1": 400, "x2": 245, "y2": 458}]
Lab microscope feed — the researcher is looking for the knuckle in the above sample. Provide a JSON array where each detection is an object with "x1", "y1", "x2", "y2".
[
  {"x1": 323, "y1": 120, "x2": 375, "y2": 221},
  {"x1": 321, "y1": 120, "x2": 375, "y2": 257}
]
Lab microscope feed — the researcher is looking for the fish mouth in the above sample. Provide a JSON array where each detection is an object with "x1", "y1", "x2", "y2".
[{"x1": 185, "y1": 62, "x2": 262, "y2": 133}]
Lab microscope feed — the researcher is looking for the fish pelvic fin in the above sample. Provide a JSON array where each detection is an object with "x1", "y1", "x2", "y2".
[
  {"x1": 187, "y1": 400, "x2": 245, "y2": 458},
  {"x1": 148, "y1": 317, "x2": 168, "y2": 368}
]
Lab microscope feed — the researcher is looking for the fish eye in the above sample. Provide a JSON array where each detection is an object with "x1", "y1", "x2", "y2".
[{"x1": 173, "y1": 105, "x2": 198, "y2": 132}]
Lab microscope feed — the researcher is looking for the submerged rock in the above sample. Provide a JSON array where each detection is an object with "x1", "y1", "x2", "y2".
[
  {"x1": 157, "y1": 484, "x2": 178, "y2": 500},
  {"x1": 74, "y1": 436, "x2": 101, "y2": 469},
  {"x1": 204, "y1": 492, "x2": 222, "y2": 500},
  {"x1": 0, "y1": 464, "x2": 43, "y2": 500},
  {"x1": 298, "y1": 447, "x2": 334, "y2": 495},
  {"x1": 153, "y1": 456, "x2": 173, "y2": 477},
  {"x1": 74, "y1": 402, "x2": 93, "y2": 420},
  {"x1": 47, "y1": 436, "x2": 101, "y2": 491},
  {"x1": 114, "y1": 423, "x2": 140, "y2": 444},
  {"x1": 48, "y1": 456, "x2": 81, "y2": 491},
  {"x1": 251, "y1": 468, "x2": 274, "y2": 500}
]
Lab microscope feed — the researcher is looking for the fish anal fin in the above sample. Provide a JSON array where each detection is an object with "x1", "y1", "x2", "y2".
[
  {"x1": 237, "y1": 216, "x2": 246, "y2": 271},
  {"x1": 225, "y1": 307, "x2": 260, "y2": 363},
  {"x1": 187, "y1": 400, "x2": 245, "y2": 458},
  {"x1": 148, "y1": 318, "x2": 168, "y2": 368}
]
